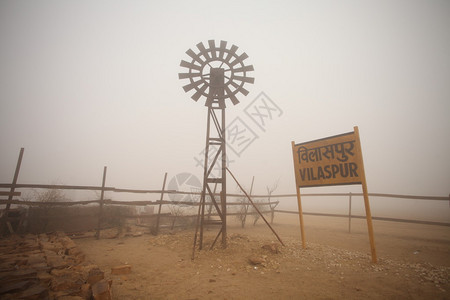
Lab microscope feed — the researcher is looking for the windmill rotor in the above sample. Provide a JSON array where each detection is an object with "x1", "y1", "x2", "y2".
[{"x1": 179, "y1": 40, "x2": 254, "y2": 108}]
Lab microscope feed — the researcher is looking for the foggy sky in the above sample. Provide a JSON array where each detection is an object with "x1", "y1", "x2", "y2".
[{"x1": 1, "y1": 1, "x2": 449, "y2": 220}]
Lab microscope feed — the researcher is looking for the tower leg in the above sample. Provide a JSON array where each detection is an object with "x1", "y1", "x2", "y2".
[
  {"x1": 194, "y1": 106, "x2": 227, "y2": 251},
  {"x1": 221, "y1": 107, "x2": 227, "y2": 248}
]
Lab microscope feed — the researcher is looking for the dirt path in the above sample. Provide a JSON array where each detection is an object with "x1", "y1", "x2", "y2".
[{"x1": 75, "y1": 214, "x2": 450, "y2": 299}]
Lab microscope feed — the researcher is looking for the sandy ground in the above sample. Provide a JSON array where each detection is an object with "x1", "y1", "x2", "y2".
[{"x1": 75, "y1": 214, "x2": 450, "y2": 299}]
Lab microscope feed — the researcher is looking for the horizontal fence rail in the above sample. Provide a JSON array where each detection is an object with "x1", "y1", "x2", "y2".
[
  {"x1": 0, "y1": 183, "x2": 177, "y2": 194},
  {"x1": 276, "y1": 210, "x2": 450, "y2": 227},
  {"x1": 0, "y1": 183, "x2": 448, "y2": 201},
  {"x1": 1, "y1": 182, "x2": 449, "y2": 231},
  {"x1": 0, "y1": 199, "x2": 279, "y2": 207}
]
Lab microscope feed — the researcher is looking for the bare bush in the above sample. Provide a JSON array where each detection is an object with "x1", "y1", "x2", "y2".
[
  {"x1": 169, "y1": 204, "x2": 186, "y2": 230},
  {"x1": 24, "y1": 189, "x2": 68, "y2": 232},
  {"x1": 266, "y1": 180, "x2": 280, "y2": 224},
  {"x1": 235, "y1": 197, "x2": 250, "y2": 228},
  {"x1": 250, "y1": 199, "x2": 270, "y2": 226}
]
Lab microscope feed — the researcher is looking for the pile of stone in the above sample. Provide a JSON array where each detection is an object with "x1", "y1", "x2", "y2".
[{"x1": 0, "y1": 232, "x2": 111, "y2": 299}]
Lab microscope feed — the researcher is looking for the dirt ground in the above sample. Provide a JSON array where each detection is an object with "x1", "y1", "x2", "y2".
[{"x1": 74, "y1": 214, "x2": 450, "y2": 300}]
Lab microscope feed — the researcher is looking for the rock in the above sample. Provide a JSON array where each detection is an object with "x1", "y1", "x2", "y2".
[
  {"x1": 262, "y1": 243, "x2": 280, "y2": 254},
  {"x1": 248, "y1": 256, "x2": 265, "y2": 265},
  {"x1": 55, "y1": 231, "x2": 67, "y2": 238},
  {"x1": 19, "y1": 239, "x2": 41, "y2": 252},
  {"x1": 30, "y1": 263, "x2": 51, "y2": 272},
  {"x1": 59, "y1": 237, "x2": 77, "y2": 251},
  {"x1": 0, "y1": 280, "x2": 35, "y2": 295},
  {"x1": 87, "y1": 267, "x2": 104, "y2": 285},
  {"x1": 50, "y1": 268, "x2": 72, "y2": 277},
  {"x1": 27, "y1": 255, "x2": 46, "y2": 266},
  {"x1": 37, "y1": 272, "x2": 53, "y2": 285},
  {"x1": 91, "y1": 279, "x2": 112, "y2": 300},
  {"x1": 0, "y1": 234, "x2": 107, "y2": 300},
  {"x1": 67, "y1": 247, "x2": 83, "y2": 257},
  {"x1": 45, "y1": 254, "x2": 68, "y2": 269},
  {"x1": 80, "y1": 283, "x2": 92, "y2": 300},
  {"x1": 50, "y1": 269, "x2": 85, "y2": 292},
  {"x1": 17, "y1": 284, "x2": 49, "y2": 300},
  {"x1": 0, "y1": 269, "x2": 37, "y2": 281},
  {"x1": 230, "y1": 234, "x2": 250, "y2": 242},
  {"x1": 40, "y1": 241, "x2": 63, "y2": 254},
  {"x1": 67, "y1": 248, "x2": 85, "y2": 264},
  {"x1": 111, "y1": 265, "x2": 131, "y2": 275},
  {"x1": 51, "y1": 276, "x2": 80, "y2": 292},
  {"x1": 38, "y1": 234, "x2": 49, "y2": 242}
]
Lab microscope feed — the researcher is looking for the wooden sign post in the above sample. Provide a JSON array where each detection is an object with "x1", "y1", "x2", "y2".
[{"x1": 291, "y1": 126, "x2": 377, "y2": 263}]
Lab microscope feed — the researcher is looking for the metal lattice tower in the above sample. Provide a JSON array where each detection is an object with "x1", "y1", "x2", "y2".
[{"x1": 179, "y1": 40, "x2": 254, "y2": 250}]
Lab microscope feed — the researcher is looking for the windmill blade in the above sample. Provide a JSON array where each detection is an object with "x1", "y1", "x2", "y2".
[
  {"x1": 224, "y1": 44, "x2": 238, "y2": 63},
  {"x1": 197, "y1": 42, "x2": 210, "y2": 60},
  {"x1": 191, "y1": 83, "x2": 208, "y2": 101},
  {"x1": 229, "y1": 94, "x2": 239, "y2": 105},
  {"x1": 232, "y1": 65, "x2": 254, "y2": 73},
  {"x1": 186, "y1": 48, "x2": 204, "y2": 65},
  {"x1": 230, "y1": 52, "x2": 249, "y2": 67},
  {"x1": 239, "y1": 52, "x2": 249, "y2": 61},
  {"x1": 234, "y1": 75, "x2": 255, "y2": 84},
  {"x1": 208, "y1": 40, "x2": 217, "y2": 59},
  {"x1": 178, "y1": 72, "x2": 201, "y2": 79},
  {"x1": 230, "y1": 80, "x2": 249, "y2": 96},
  {"x1": 224, "y1": 86, "x2": 240, "y2": 105},
  {"x1": 183, "y1": 79, "x2": 203, "y2": 92},
  {"x1": 180, "y1": 60, "x2": 202, "y2": 71},
  {"x1": 239, "y1": 87, "x2": 249, "y2": 96},
  {"x1": 218, "y1": 40, "x2": 227, "y2": 59}
]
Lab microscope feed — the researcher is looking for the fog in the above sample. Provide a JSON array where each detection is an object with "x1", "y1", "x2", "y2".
[{"x1": 1, "y1": 1, "x2": 449, "y2": 222}]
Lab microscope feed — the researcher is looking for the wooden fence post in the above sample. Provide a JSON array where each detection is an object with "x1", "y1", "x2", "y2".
[
  {"x1": 154, "y1": 172, "x2": 168, "y2": 235},
  {"x1": 5, "y1": 148, "x2": 24, "y2": 211},
  {"x1": 95, "y1": 166, "x2": 107, "y2": 239},
  {"x1": 348, "y1": 192, "x2": 352, "y2": 233},
  {"x1": 270, "y1": 200, "x2": 279, "y2": 224},
  {"x1": 2, "y1": 148, "x2": 24, "y2": 234},
  {"x1": 242, "y1": 176, "x2": 254, "y2": 228}
]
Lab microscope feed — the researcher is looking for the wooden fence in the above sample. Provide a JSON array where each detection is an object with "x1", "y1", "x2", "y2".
[
  {"x1": 1, "y1": 181, "x2": 449, "y2": 235},
  {"x1": 0, "y1": 179, "x2": 281, "y2": 236},
  {"x1": 275, "y1": 192, "x2": 450, "y2": 230},
  {"x1": 1, "y1": 148, "x2": 449, "y2": 236}
]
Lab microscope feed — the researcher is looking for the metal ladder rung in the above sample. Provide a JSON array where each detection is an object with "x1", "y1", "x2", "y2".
[{"x1": 206, "y1": 178, "x2": 222, "y2": 183}]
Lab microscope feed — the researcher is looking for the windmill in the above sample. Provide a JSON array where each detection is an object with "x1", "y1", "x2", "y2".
[{"x1": 179, "y1": 40, "x2": 254, "y2": 250}]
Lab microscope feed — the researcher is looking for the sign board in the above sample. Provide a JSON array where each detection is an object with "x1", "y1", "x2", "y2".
[
  {"x1": 292, "y1": 131, "x2": 362, "y2": 187},
  {"x1": 291, "y1": 126, "x2": 377, "y2": 263}
]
